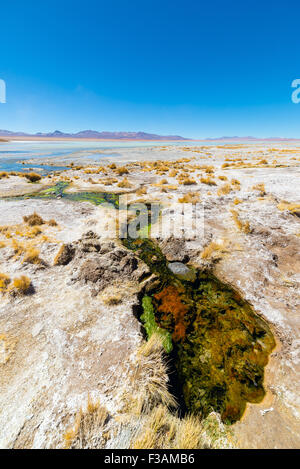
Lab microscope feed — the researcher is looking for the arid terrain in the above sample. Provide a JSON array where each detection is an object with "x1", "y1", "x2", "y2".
[{"x1": 0, "y1": 142, "x2": 299, "y2": 449}]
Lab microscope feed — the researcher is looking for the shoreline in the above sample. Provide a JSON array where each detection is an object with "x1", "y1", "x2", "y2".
[{"x1": 2, "y1": 136, "x2": 300, "y2": 143}]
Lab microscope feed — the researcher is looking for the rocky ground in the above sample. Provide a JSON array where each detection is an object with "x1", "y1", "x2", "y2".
[{"x1": 0, "y1": 142, "x2": 299, "y2": 448}]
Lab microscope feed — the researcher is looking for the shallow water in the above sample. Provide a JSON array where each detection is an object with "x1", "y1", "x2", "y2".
[
  {"x1": 0, "y1": 139, "x2": 261, "y2": 172},
  {"x1": 0, "y1": 157, "x2": 68, "y2": 174}
]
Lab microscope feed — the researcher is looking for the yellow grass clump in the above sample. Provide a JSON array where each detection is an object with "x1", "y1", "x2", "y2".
[
  {"x1": 48, "y1": 219, "x2": 58, "y2": 227},
  {"x1": 16, "y1": 225, "x2": 42, "y2": 238},
  {"x1": 200, "y1": 177, "x2": 217, "y2": 186},
  {"x1": 180, "y1": 177, "x2": 197, "y2": 185},
  {"x1": 217, "y1": 183, "x2": 232, "y2": 196},
  {"x1": 117, "y1": 177, "x2": 132, "y2": 188},
  {"x1": 136, "y1": 186, "x2": 147, "y2": 195},
  {"x1": 116, "y1": 166, "x2": 129, "y2": 176},
  {"x1": 168, "y1": 169, "x2": 178, "y2": 177},
  {"x1": 200, "y1": 240, "x2": 227, "y2": 259},
  {"x1": 231, "y1": 178, "x2": 241, "y2": 187},
  {"x1": 23, "y1": 212, "x2": 44, "y2": 226},
  {"x1": 252, "y1": 183, "x2": 266, "y2": 196},
  {"x1": 100, "y1": 177, "x2": 117, "y2": 185},
  {"x1": 12, "y1": 239, "x2": 25, "y2": 257},
  {"x1": 0, "y1": 273, "x2": 11, "y2": 292},
  {"x1": 178, "y1": 192, "x2": 200, "y2": 204},
  {"x1": 63, "y1": 397, "x2": 109, "y2": 449},
  {"x1": 131, "y1": 405, "x2": 206, "y2": 449},
  {"x1": 124, "y1": 333, "x2": 177, "y2": 416},
  {"x1": 277, "y1": 202, "x2": 300, "y2": 214},
  {"x1": 0, "y1": 171, "x2": 9, "y2": 179},
  {"x1": 233, "y1": 198, "x2": 242, "y2": 205},
  {"x1": 24, "y1": 172, "x2": 42, "y2": 183},
  {"x1": 22, "y1": 247, "x2": 41, "y2": 264},
  {"x1": 130, "y1": 406, "x2": 230, "y2": 449},
  {"x1": 205, "y1": 166, "x2": 214, "y2": 174},
  {"x1": 11, "y1": 275, "x2": 31, "y2": 294},
  {"x1": 230, "y1": 209, "x2": 251, "y2": 234}
]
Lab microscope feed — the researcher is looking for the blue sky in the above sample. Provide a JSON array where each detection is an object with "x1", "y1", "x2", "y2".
[{"x1": 0, "y1": 0, "x2": 299, "y2": 138}]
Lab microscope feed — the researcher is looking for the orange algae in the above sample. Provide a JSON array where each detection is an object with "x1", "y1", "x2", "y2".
[{"x1": 154, "y1": 285, "x2": 189, "y2": 342}]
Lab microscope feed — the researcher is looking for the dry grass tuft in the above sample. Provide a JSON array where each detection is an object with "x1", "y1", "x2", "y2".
[
  {"x1": 205, "y1": 166, "x2": 214, "y2": 174},
  {"x1": 26, "y1": 226, "x2": 42, "y2": 237},
  {"x1": 23, "y1": 247, "x2": 41, "y2": 264},
  {"x1": 252, "y1": 183, "x2": 266, "y2": 196},
  {"x1": 116, "y1": 166, "x2": 129, "y2": 176},
  {"x1": 200, "y1": 240, "x2": 227, "y2": 259},
  {"x1": 63, "y1": 397, "x2": 109, "y2": 449},
  {"x1": 217, "y1": 183, "x2": 232, "y2": 196},
  {"x1": 12, "y1": 239, "x2": 25, "y2": 257},
  {"x1": 130, "y1": 406, "x2": 226, "y2": 449},
  {"x1": 23, "y1": 212, "x2": 44, "y2": 226},
  {"x1": 124, "y1": 334, "x2": 177, "y2": 416},
  {"x1": 0, "y1": 273, "x2": 11, "y2": 292},
  {"x1": 178, "y1": 192, "x2": 200, "y2": 204},
  {"x1": 230, "y1": 209, "x2": 251, "y2": 234},
  {"x1": 277, "y1": 202, "x2": 300, "y2": 214},
  {"x1": 168, "y1": 169, "x2": 178, "y2": 177},
  {"x1": 24, "y1": 172, "x2": 42, "y2": 183},
  {"x1": 136, "y1": 186, "x2": 147, "y2": 196},
  {"x1": 47, "y1": 219, "x2": 58, "y2": 227},
  {"x1": 200, "y1": 177, "x2": 217, "y2": 186},
  {"x1": 231, "y1": 178, "x2": 241, "y2": 187},
  {"x1": 11, "y1": 275, "x2": 31, "y2": 294},
  {"x1": 0, "y1": 171, "x2": 9, "y2": 179},
  {"x1": 233, "y1": 198, "x2": 242, "y2": 205},
  {"x1": 179, "y1": 177, "x2": 196, "y2": 185},
  {"x1": 117, "y1": 177, "x2": 132, "y2": 188}
]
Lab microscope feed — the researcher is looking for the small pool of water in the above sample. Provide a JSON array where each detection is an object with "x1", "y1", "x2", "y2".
[{"x1": 0, "y1": 157, "x2": 68, "y2": 174}]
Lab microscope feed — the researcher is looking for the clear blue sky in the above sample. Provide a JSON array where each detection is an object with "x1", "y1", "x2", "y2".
[{"x1": 0, "y1": 0, "x2": 299, "y2": 138}]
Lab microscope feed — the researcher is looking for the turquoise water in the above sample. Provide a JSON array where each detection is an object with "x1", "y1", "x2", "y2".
[
  {"x1": 0, "y1": 158, "x2": 68, "y2": 174},
  {"x1": 0, "y1": 139, "x2": 274, "y2": 173},
  {"x1": 0, "y1": 139, "x2": 196, "y2": 173}
]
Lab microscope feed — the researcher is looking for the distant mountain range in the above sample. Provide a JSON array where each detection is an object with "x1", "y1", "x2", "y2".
[
  {"x1": 0, "y1": 129, "x2": 189, "y2": 140},
  {"x1": 206, "y1": 136, "x2": 300, "y2": 141},
  {"x1": 0, "y1": 130, "x2": 298, "y2": 141}
]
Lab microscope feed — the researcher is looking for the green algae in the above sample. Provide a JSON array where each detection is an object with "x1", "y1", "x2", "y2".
[
  {"x1": 6, "y1": 182, "x2": 120, "y2": 208},
  {"x1": 141, "y1": 296, "x2": 173, "y2": 353}
]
